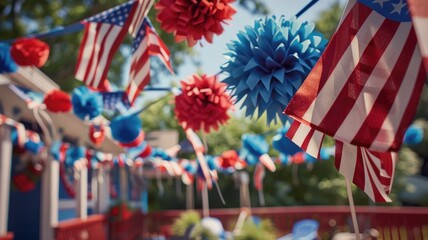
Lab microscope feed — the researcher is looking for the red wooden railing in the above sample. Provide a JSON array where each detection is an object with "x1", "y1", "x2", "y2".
[
  {"x1": 109, "y1": 212, "x2": 144, "y2": 240},
  {"x1": 0, "y1": 232, "x2": 14, "y2": 240},
  {"x1": 51, "y1": 206, "x2": 428, "y2": 240},
  {"x1": 143, "y1": 206, "x2": 428, "y2": 239},
  {"x1": 55, "y1": 214, "x2": 107, "y2": 240}
]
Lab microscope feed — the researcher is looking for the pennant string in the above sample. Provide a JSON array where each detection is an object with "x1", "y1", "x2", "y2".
[{"x1": 295, "y1": 0, "x2": 320, "y2": 18}]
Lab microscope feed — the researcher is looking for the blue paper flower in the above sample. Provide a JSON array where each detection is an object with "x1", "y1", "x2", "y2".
[
  {"x1": 240, "y1": 134, "x2": 269, "y2": 166},
  {"x1": 110, "y1": 114, "x2": 142, "y2": 144},
  {"x1": 272, "y1": 125, "x2": 302, "y2": 157},
  {"x1": 222, "y1": 16, "x2": 327, "y2": 124},
  {"x1": 71, "y1": 86, "x2": 103, "y2": 120},
  {"x1": 0, "y1": 44, "x2": 17, "y2": 74},
  {"x1": 404, "y1": 124, "x2": 424, "y2": 146}
]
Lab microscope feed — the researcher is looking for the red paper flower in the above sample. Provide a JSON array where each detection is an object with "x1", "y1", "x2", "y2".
[
  {"x1": 175, "y1": 74, "x2": 233, "y2": 133},
  {"x1": 10, "y1": 38, "x2": 50, "y2": 67},
  {"x1": 218, "y1": 150, "x2": 239, "y2": 168},
  {"x1": 155, "y1": 0, "x2": 236, "y2": 47},
  {"x1": 13, "y1": 173, "x2": 36, "y2": 192},
  {"x1": 43, "y1": 89, "x2": 72, "y2": 113}
]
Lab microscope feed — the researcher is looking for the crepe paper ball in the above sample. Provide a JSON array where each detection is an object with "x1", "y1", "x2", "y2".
[
  {"x1": 175, "y1": 74, "x2": 233, "y2": 133},
  {"x1": 24, "y1": 140, "x2": 44, "y2": 154},
  {"x1": 110, "y1": 114, "x2": 143, "y2": 146},
  {"x1": 240, "y1": 134, "x2": 276, "y2": 171},
  {"x1": 222, "y1": 16, "x2": 327, "y2": 124},
  {"x1": 71, "y1": 86, "x2": 103, "y2": 120},
  {"x1": 155, "y1": 0, "x2": 236, "y2": 47},
  {"x1": 404, "y1": 124, "x2": 424, "y2": 146},
  {"x1": 89, "y1": 124, "x2": 105, "y2": 146},
  {"x1": 10, "y1": 38, "x2": 50, "y2": 67},
  {"x1": 0, "y1": 44, "x2": 18, "y2": 73},
  {"x1": 272, "y1": 125, "x2": 303, "y2": 156},
  {"x1": 217, "y1": 150, "x2": 239, "y2": 169},
  {"x1": 65, "y1": 146, "x2": 85, "y2": 167},
  {"x1": 12, "y1": 173, "x2": 36, "y2": 192},
  {"x1": 43, "y1": 89, "x2": 72, "y2": 113}
]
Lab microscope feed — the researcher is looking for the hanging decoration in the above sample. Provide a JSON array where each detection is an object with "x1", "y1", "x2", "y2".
[
  {"x1": 175, "y1": 74, "x2": 233, "y2": 133},
  {"x1": 221, "y1": 16, "x2": 327, "y2": 124},
  {"x1": 0, "y1": 43, "x2": 18, "y2": 73},
  {"x1": 272, "y1": 125, "x2": 303, "y2": 157},
  {"x1": 10, "y1": 38, "x2": 50, "y2": 67},
  {"x1": 155, "y1": 0, "x2": 236, "y2": 47},
  {"x1": 216, "y1": 149, "x2": 246, "y2": 171},
  {"x1": 71, "y1": 86, "x2": 103, "y2": 120},
  {"x1": 110, "y1": 114, "x2": 144, "y2": 147},
  {"x1": 43, "y1": 89, "x2": 72, "y2": 113},
  {"x1": 89, "y1": 123, "x2": 105, "y2": 146},
  {"x1": 403, "y1": 124, "x2": 424, "y2": 146},
  {"x1": 240, "y1": 134, "x2": 275, "y2": 172}
]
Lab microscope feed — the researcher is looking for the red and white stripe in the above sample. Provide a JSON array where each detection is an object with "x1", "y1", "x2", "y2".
[
  {"x1": 128, "y1": 0, "x2": 154, "y2": 38},
  {"x1": 335, "y1": 141, "x2": 397, "y2": 202},
  {"x1": 126, "y1": 23, "x2": 173, "y2": 104},
  {"x1": 286, "y1": 120, "x2": 325, "y2": 159},
  {"x1": 185, "y1": 128, "x2": 212, "y2": 189},
  {"x1": 408, "y1": 0, "x2": 428, "y2": 71},
  {"x1": 0, "y1": 114, "x2": 26, "y2": 147},
  {"x1": 75, "y1": 2, "x2": 138, "y2": 88},
  {"x1": 285, "y1": 0, "x2": 426, "y2": 152}
]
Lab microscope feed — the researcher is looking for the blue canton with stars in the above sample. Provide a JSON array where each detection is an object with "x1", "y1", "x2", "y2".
[
  {"x1": 131, "y1": 19, "x2": 150, "y2": 53},
  {"x1": 84, "y1": 1, "x2": 133, "y2": 26},
  {"x1": 358, "y1": 0, "x2": 411, "y2": 22}
]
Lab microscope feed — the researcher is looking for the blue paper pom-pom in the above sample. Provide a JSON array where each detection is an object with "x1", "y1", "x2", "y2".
[
  {"x1": 272, "y1": 125, "x2": 302, "y2": 157},
  {"x1": 71, "y1": 86, "x2": 103, "y2": 120},
  {"x1": 110, "y1": 114, "x2": 142, "y2": 144},
  {"x1": 222, "y1": 16, "x2": 327, "y2": 124},
  {"x1": 0, "y1": 44, "x2": 18, "y2": 74},
  {"x1": 240, "y1": 134, "x2": 269, "y2": 166},
  {"x1": 404, "y1": 124, "x2": 424, "y2": 146}
]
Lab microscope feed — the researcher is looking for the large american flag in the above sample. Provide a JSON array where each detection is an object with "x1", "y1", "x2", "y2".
[
  {"x1": 75, "y1": 1, "x2": 138, "y2": 89},
  {"x1": 408, "y1": 0, "x2": 428, "y2": 71},
  {"x1": 284, "y1": 0, "x2": 425, "y2": 202},
  {"x1": 126, "y1": 18, "x2": 173, "y2": 104},
  {"x1": 285, "y1": 0, "x2": 426, "y2": 153}
]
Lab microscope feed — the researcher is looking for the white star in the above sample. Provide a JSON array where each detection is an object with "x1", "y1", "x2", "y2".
[
  {"x1": 391, "y1": 0, "x2": 407, "y2": 15},
  {"x1": 373, "y1": 0, "x2": 389, "y2": 8}
]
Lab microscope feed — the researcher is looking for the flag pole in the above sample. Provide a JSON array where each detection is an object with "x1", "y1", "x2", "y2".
[{"x1": 345, "y1": 177, "x2": 361, "y2": 240}]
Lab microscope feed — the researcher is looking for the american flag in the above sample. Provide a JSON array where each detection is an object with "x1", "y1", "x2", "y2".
[
  {"x1": 101, "y1": 91, "x2": 131, "y2": 110},
  {"x1": 75, "y1": 1, "x2": 138, "y2": 89},
  {"x1": 408, "y1": 0, "x2": 428, "y2": 71},
  {"x1": 285, "y1": 0, "x2": 426, "y2": 153},
  {"x1": 286, "y1": 120, "x2": 325, "y2": 159},
  {"x1": 126, "y1": 18, "x2": 173, "y2": 104},
  {"x1": 335, "y1": 142, "x2": 397, "y2": 202},
  {"x1": 283, "y1": 0, "x2": 424, "y2": 202}
]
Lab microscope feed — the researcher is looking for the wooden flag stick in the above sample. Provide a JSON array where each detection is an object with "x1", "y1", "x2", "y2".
[{"x1": 345, "y1": 177, "x2": 361, "y2": 240}]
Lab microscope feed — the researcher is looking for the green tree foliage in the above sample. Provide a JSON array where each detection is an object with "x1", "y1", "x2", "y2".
[{"x1": 315, "y1": 1, "x2": 343, "y2": 39}]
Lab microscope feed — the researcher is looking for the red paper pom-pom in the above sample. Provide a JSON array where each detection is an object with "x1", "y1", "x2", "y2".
[
  {"x1": 43, "y1": 89, "x2": 72, "y2": 113},
  {"x1": 175, "y1": 74, "x2": 233, "y2": 133},
  {"x1": 218, "y1": 150, "x2": 239, "y2": 168},
  {"x1": 155, "y1": 0, "x2": 236, "y2": 47},
  {"x1": 10, "y1": 38, "x2": 50, "y2": 67},
  {"x1": 89, "y1": 124, "x2": 105, "y2": 146}
]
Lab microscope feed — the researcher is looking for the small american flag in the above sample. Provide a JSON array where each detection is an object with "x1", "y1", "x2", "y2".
[
  {"x1": 285, "y1": 0, "x2": 426, "y2": 152},
  {"x1": 286, "y1": 120, "x2": 325, "y2": 159},
  {"x1": 335, "y1": 141, "x2": 396, "y2": 202},
  {"x1": 101, "y1": 91, "x2": 131, "y2": 110},
  {"x1": 126, "y1": 18, "x2": 173, "y2": 104},
  {"x1": 75, "y1": 1, "x2": 137, "y2": 89},
  {"x1": 408, "y1": 0, "x2": 428, "y2": 71}
]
